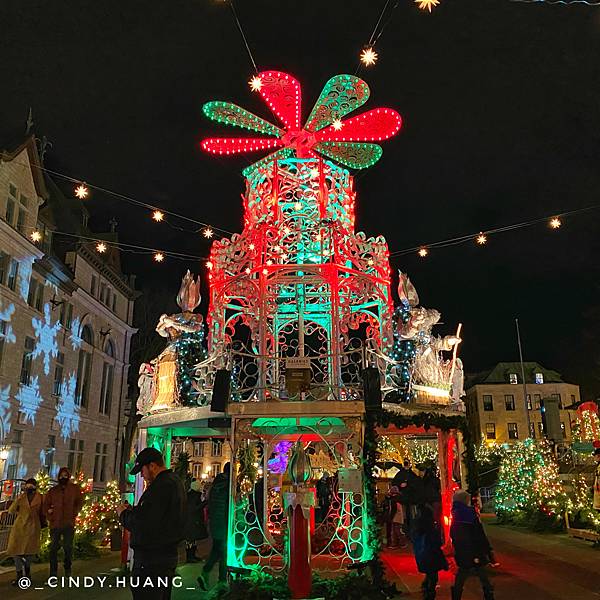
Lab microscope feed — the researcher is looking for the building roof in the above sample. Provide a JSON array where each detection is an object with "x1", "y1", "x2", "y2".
[{"x1": 466, "y1": 361, "x2": 566, "y2": 387}]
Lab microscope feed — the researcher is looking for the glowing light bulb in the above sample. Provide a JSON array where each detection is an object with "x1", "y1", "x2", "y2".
[
  {"x1": 549, "y1": 217, "x2": 561, "y2": 229},
  {"x1": 154, "y1": 252, "x2": 165, "y2": 262},
  {"x1": 262, "y1": 268, "x2": 268, "y2": 275},
  {"x1": 310, "y1": 168, "x2": 319, "y2": 178},
  {"x1": 415, "y1": 0, "x2": 440, "y2": 12},
  {"x1": 368, "y1": 258, "x2": 374, "y2": 266},
  {"x1": 249, "y1": 75, "x2": 262, "y2": 92},
  {"x1": 294, "y1": 201, "x2": 302, "y2": 210},
  {"x1": 266, "y1": 260, "x2": 273, "y2": 266},
  {"x1": 476, "y1": 232, "x2": 487, "y2": 245},
  {"x1": 418, "y1": 247, "x2": 429, "y2": 258},
  {"x1": 245, "y1": 267, "x2": 251, "y2": 274},
  {"x1": 96, "y1": 242, "x2": 107, "y2": 253},
  {"x1": 332, "y1": 119, "x2": 343, "y2": 131},
  {"x1": 203, "y1": 227, "x2": 214, "y2": 238},
  {"x1": 152, "y1": 210, "x2": 164, "y2": 222},
  {"x1": 206, "y1": 261, "x2": 213, "y2": 270},
  {"x1": 360, "y1": 47, "x2": 378, "y2": 67},
  {"x1": 249, "y1": 243, "x2": 255, "y2": 250},
  {"x1": 74, "y1": 183, "x2": 89, "y2": 199},
  {"x1": 30, "y1": 231, "x2": 41, "y2": 242}
]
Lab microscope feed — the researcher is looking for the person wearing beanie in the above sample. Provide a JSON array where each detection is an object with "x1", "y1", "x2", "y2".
[
  {"x1": 43, "y1": 467, "x2": 83, "y2": 578},
  {"x1": 450, "y1": 490, "x2": 495, "y2": 600}
]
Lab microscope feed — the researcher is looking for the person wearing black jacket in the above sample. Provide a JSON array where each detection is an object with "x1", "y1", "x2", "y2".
[
  {"x1": 449, "y1": 490, "x2": 494, "y2": 600},
  {"x1": 117, "y1": 447, "x2": 186, "y2": 600}
]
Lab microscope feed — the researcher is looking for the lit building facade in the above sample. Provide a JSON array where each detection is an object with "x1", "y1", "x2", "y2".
[
  {"x1": 0, "y1": 135, "x2": 137, "y2": 489},
  {"x1": 465, "y1": 361, "x2": 580, "y2": 445}
]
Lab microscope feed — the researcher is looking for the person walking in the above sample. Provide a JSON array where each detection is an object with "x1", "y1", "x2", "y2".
[
  {"x1": 7, "y1": 478, "x2": 44, "y2": 585},
  {"x1": 450, "y1": 490, "x2": 495, "y2": 600},
  {"x1": 197, "y1": 462, "x2": 230, "y2": 590},
  {"x1": 43, "y1": 467, "x2": 83, "y2": 578},
  {"x1": 185, "y1": 479, "x2": 208, "y2": 563},
  {"x1": 117, "y1": 447, "x2": 186, "y2": 600},
  {"x1": 410, "y1": 505, "x2": 448, "y2": 600}
]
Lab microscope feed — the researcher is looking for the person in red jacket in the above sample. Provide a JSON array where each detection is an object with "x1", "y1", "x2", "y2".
[{"x1": 43, "y1": 467, "x2": 83, "y2": 578}]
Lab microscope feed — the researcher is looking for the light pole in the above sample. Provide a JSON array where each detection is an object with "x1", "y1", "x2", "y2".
[{"x1": 515, "y1": 318, "x2": 531, "y2": 438}]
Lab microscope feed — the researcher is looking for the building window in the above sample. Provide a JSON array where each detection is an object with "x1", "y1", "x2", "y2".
[
  {"x1": 194, "y1": 442, "x2": 205, "y2": 457},
  {"x1": 535, "y1": 372, "x2": 544, "y2": 384},
  {"x1": 7, "y1": 258, "x2": 19, "y2": 291},
  {"x1": 99, "y1": 362, "x2": 114, "y2": 415},
  {"x1": 27, "y1": 278, "x2": 44, "y2": 311},
  {"x1": 534, "y1": 394, "x2": 541, "y2": 409},
  {"x1": 99, "y1": 282, "x2": 106, "y2": 304},
  {"x1": 538, "y1": 422, "x2": 544, "y2": 437},
  {"x1": 5, "y1": 197, "x2": 15, "y2": 225},
  {"x1": 211, "y1": 463, "x2": 221, "y2": 478},
  {"x1": 76, "y1": 325, "x2": 94, "y2": 408},
  {"x1": 19, "y1": 193, "x2": 28, "y2": 208},
  {"x1": 529, "y1": 422, "x2": 536, "y2": 438},
  {"x1": 44, "y1": 435, "x2": 56, "y2": 474},
  {"x1": 560, "y1": 422, "x2": 566, "y2": 436},
  {"x1": 17, "y1": 411, "x2": 27, "y2": 425},
  {"x1": 504, "y1": 394, "x2": 515, "y2": 411},
  {"x1": 172, "y1": 442, "x2": 183, "y2": 458},
  {"x1": 93, "y1": 442, "x2": 108, "y2": 482},
  {"x1": 192, "y1": 463, "x2": 203, "y2": 479},
  {"x1": 20, "y1": 336, "x2": 35, "y2": 385},
  {"x1": 485, "y1": 423, "x2": 496, "y2": 440},
  {"x1": 211, "y1": 439, "x2": 223, "y2": 457},
  {"x1": 551, "y1": 393, "x2": 562, "y2": 409},
  {"x1": 526, "y1": 394, "x2": 532, "y2": 410},
  {"x1": 482, "y1": 395, "x2": 493, "y2": 411},
  {"x1": 91, "y1": 275, "x2": 97, "y2": 296},
  {"x1": 67, "y1": 439, "x2": 85, "y2": 472},
  {"x1": 53, "y1": 352, "x2": 64, "y2": 397},
  {"x1": 570, "y1": 394, "x2": 576, "y2": 405},
  {"x1": 0, "y1": 319, "x2": 8, "y2": 368},
  {"x1": 12, "y1": 429, "x2": 23, "y2": 444},
  {"x1": 112, "y1": 294, "x2": 117, "y2": 312},
  {"x1": 509, "y1": 373, "x2": 518, "y2": 385},
  {"x1": 508, "y1": 422, "x2": 519, "y2": 440},
  {"x1": 59, "y1": 302, "x2": 73, "y2": 329},
  {"x1": 16, "y1": 207, "x2": 26, "y2": 234}
]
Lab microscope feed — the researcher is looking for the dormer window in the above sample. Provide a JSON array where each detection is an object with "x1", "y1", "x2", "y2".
[
  {"x1": 509, "y1": 373, "x2": 518, "y2": 385},
  {"x1": 535, "y1": 372, "x2": 544, "y2": 384}
]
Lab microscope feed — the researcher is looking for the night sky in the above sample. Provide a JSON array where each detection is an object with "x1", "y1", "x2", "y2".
[{"x1": 2, "y1": 0, "x2": 600, "y2": 396}]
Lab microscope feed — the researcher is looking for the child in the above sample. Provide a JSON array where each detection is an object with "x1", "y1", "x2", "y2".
[
  {"x1": 450, "y1": 490, "x2": 495, "y2": 600},
  {"x1": 383, "y1": 485, "x2": 406, "y2": 548},
  {"x1": 411, "y1": 505, "x2": 448, "y2": 600}
]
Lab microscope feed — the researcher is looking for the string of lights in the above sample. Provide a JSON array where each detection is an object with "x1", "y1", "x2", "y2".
[{"x1": 509, "y1": 0, "x2": 600, "y2": 4}]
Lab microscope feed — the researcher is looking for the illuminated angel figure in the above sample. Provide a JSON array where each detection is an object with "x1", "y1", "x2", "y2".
[{"x1": 201, "y1": 70, "x2": 402, "y2": 174}]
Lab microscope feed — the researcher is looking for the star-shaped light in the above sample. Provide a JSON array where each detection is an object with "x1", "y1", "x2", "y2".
[
  {"x1": 154, "y1": 252, "x2": 165, "y2": 262},
  {"x1": 74, "y1": 184, "x2": 89, "y2": 199},
  {"x1": 418, "y1": 247, "x2": 429, "y2": 258},
  {"x1": 360, "y1": 47, "x2": 378, "y2": 67},
  {"x1": 152, "y1": 210, "x2": 164, "y2": 222},
  {"x1": 30, "y1": 231, "x2": 42, "y2": 242},
  {"x1": 416, "y1": 0, "x2": 440, "y2": 12},
  {"x1": 549, "y1": 217, "x2": 561, "y2": 229},
  {"x1": 96, "y1": 242, "x2": 107, "y2": 253},
  {"x1": 201, "y1": 70, "x2": 402, "y2": 173},
  {"x1": 476, "y1": 232, "x2": 487, "y2": 245},
  {"x1": 203, "y1": 227, "x2": 214, "y2": 238},
  {"x1": 249, "y1": 76, "x2": 263, "y2": 92}
]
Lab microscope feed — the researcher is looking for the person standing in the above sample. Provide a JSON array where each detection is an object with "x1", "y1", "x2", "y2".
[
  {"x1": 382, "y1": 485, "x2": 406, "y2": 549},
  {"x1": 450, "y1": 490, "x2": 495, "y2": 600},
  {"x1": 185, "y1": 479, "x2": 208, "y2": 563},
  {"x1": 43, "y1": 467, "x2": 83, "y2": 578},
  {"x1": 410, "y1": 504, "x2": 448, "y2": 600},
  {"x1": 117, "y1": 447, "x2": 186, "y2": 600},
  {"x1": 593, "y1": 448, "x2": 600, "y2": 511},
  {"x1": 197, "y1": 462, "x2": 230, "y2": 590},
  {"x1": 7, "y1": 478, "x2": 44, "y2": 585}
]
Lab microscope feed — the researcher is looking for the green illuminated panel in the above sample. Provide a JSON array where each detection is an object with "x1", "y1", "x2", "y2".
[
  {"x1": 203, "y1": 101, "x2": 283, "y2": 137},
  {"x1": 315, "y1": 142, "x2": 383, "y2": 169}
]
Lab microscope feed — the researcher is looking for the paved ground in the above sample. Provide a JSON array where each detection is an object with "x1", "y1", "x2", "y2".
[{"x1": 1, "y1": 520, "x2": 598, "y2": 599}]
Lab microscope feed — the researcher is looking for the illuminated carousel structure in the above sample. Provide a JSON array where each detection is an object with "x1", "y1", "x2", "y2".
[{"x1": 135, "y1": 70, "x2": 469, "y2": 594}]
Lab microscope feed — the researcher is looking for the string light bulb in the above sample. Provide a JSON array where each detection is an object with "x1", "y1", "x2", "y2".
[
  {"x1": 418, "y1": 247, "x2": 429, "y2": 258},
  {"x1": 549, "y1": 217, "x2": 561, "y2": 229},
  {"x1": 203, "y1": 227, "x2": 214, "y2": 238},
  {"x1": 249, "y1": 75, "x2": 262, "y2": 92},
  {"x1": 30, "y1": 231, "x2": 41, "y2": 242},
  {"x1": 74, "y1": 183, "x2": 89, "y2": 199},
  {"x1": 415, "y1": 0, "x2": 440, "y2": 12},
  {"x1": 96, "y1": 242, "x2": 107, "y2": 253},
  {"x1": 332, "y1": 119, "x2": 343, "y2": 131},
  {"x1": 152, "y1": 210, "x2": 164, "y2": 222},
  {"x1": 360, "y1": 47, "x2": 378, "y2": 67},
  {"x1": 154, "y1": 252, "x2": 165, "y2": 262},
  {"x1": 476, "y1": 232, "x2": 487, "y2": 245}
]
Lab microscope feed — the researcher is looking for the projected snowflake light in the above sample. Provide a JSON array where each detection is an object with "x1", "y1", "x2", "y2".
[
  {"x1": 0, "y1": 303, "x2": 16, "y2": 345},
  {"x1": 55, "y1": 373, "x2": 80, "y2": 440},
  {"x1": 16, "y1": 376, "x2": 43, "y2": 425},
  {"x1": 0, "y1": 385, "x2": 12, "y2": 438},
  {"x1": 70, "y1": 317, "x2": 82, "y2": 350},
  {"x1": 32, "y1": 304, "x2": 60, "y2": 375},
  {"x1": 201, "y1": 71, "x2": 402, "y2": 173}
]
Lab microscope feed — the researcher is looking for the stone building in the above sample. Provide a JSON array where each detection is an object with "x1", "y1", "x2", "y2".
[
  {"x1": 465, "y1": 361, "x2": 580, "y2": 445},
  {"x1": 171, "y1": 436, "x2": 233, "y2": 483},
  {"x1": 0, "y1": 134, "x2": 137, "y2": 489}
]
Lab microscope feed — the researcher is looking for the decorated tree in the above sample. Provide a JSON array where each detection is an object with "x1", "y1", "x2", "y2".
[
  {"x1": 34, "y1": 470, "x2": 52, "y2": 494},
  {"x1": 495, "y1": 439, "x2": 567, "y2": 526}
]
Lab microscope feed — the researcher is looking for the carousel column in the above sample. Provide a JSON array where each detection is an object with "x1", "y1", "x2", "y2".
[
  {"x1": 437, "y1": 430, "x2": 452, "y2": 544},
  {"x1": 285, "y1": 442, "x2": 314, "y2": 599}
]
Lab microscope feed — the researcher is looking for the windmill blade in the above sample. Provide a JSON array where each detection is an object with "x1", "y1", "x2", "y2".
[
  {"x1": 304, "y1": 75, "x2": 370, "y2": 133},
  {"x1": 242, "y1": 148, "x2": 295, "y2": 178},
  {"x1": 316, "y1": 108, "x2": 402, "y2": 143},
  {"x1": 256, "y1": 71, "x2": 302, "y2": 131},
  {"x1": 202, "y1": 101, "x2": 282, "y2": 137},
  {"x1": 314, "y1": 142, "x2": 383, "y2": 169},
  {"x1": 201, "y1": 137, "x2": 283, "y2": 155}
]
